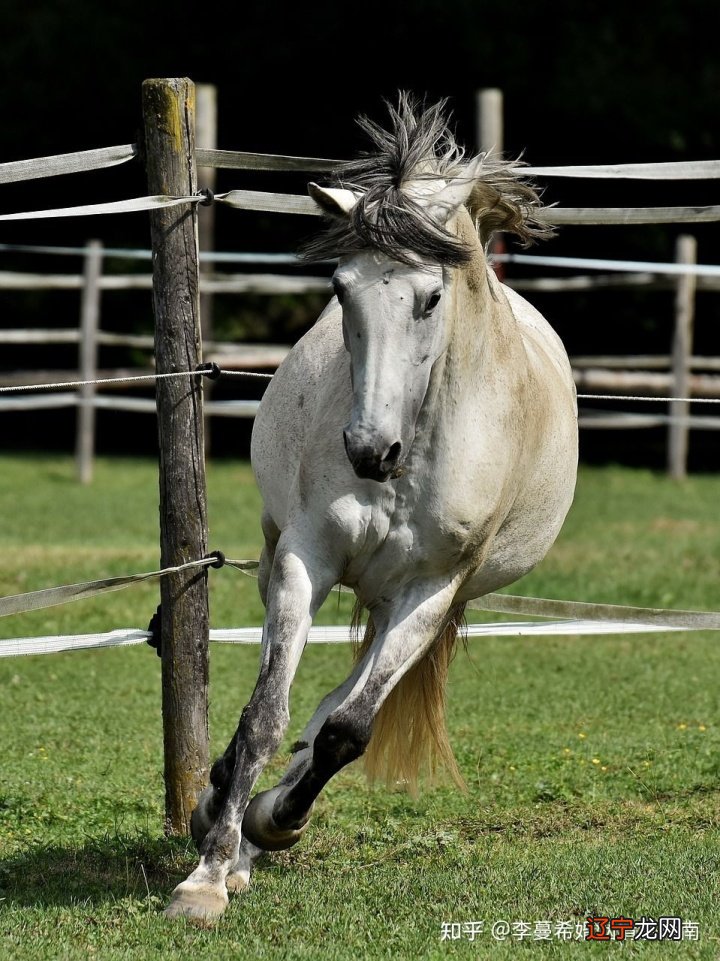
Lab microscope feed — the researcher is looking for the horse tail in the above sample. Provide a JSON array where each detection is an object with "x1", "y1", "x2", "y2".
[{"x1": 351, "y1": 602, "x2": 467, "y2": 794}]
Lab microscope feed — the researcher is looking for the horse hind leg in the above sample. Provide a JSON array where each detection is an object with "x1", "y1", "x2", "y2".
[
  {"x1": 358, "y1": 604, "x2": 466, "y2": 793},
  {"x1": 242, "y1": 585, "x2": 465, "y2": 851},
  {"x1": 240, "y1": 671, "x2": 362, "y2": 852}
]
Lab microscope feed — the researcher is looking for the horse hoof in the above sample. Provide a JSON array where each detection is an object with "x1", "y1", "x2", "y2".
[
  {"x1": 163, "y1": 880, "x2": 228, "y2": 920},
  {"x1": 242, "y1": 787, "x2": 312, "y2": 851}
]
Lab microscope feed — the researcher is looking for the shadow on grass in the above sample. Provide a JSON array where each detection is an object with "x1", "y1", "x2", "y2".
[{"x1": 0, "y1": 832, "x2": 197, "y2": 908}]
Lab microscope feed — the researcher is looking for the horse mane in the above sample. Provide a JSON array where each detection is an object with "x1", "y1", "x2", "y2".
[{"x1": 301, "y1": 93, "x2": 553, "y2": 267}]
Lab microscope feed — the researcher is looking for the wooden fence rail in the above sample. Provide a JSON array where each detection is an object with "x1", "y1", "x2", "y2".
[
  {"x1": 0, "y1": 270, "x2": 330, "y2": 293},
  {"x1": 4, "y1": 269, "x2": 720, "y2": 296},
  {"x1": 1, "y1": 231, "x2": 717, "y2": 479},
  {"x1": 4, "y1": 141, "x2": 720, "y2": 183}
]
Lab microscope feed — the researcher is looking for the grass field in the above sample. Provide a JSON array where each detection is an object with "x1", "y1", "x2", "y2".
[{"x1": 0, "y1": 454, "x2": 719, "y2": 959}]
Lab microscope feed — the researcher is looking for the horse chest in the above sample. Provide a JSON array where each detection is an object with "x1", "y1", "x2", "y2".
[{"x1": 341, "y1": 472, "x2": 476, "y2": 591}]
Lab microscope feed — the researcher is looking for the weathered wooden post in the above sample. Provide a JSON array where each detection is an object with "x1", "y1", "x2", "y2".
[
  {"x1": 667, "y1": 234, "x2": 697, "y2": 479},
  {"x1": 142, "y1": 77, "x2": 210, "y2": 834},
  {"x1": 75, "y1": 239, "x2": 103, "y2": 484}
]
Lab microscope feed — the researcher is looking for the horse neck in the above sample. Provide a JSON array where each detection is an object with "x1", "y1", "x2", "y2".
[
  {"x1": 434, "y1": 219, "x2": 521, "y2": 402},
  {"x1": 404, "y1": 210, "x2": 527, "y2": 451}
]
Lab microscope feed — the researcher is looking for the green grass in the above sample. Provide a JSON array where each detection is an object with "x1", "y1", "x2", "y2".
[{"x1": 1, "y1": 455, "x2": 719, "y2": 959}]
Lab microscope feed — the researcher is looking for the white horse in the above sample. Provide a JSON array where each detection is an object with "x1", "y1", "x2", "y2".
[{"x1": 166, "y1": 95, "x2": 578, "y2": 919}]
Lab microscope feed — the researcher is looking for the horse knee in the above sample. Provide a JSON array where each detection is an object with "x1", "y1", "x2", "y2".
[
  {"x1": 214, "y1": 696, "x2": 288, "y2": 783},
  {"x1": 237, "y1": 699, "x2": 289, "y2": 764}
]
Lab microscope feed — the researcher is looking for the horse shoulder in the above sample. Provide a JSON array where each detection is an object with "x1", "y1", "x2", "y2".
[
  {"x1": 252, "y1": 300, "x2": 348, "y2": 529},
  {"x1": 497, "y1": 281, "x2": 575, "y2": 392},
  {"x1": 446, "y1": 276, "x2": 578, "y2": 598}
]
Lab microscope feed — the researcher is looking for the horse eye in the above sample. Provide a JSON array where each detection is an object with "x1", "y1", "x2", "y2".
[{"x1": 425, "y1": 291, "x2": 442, "y2": 313}]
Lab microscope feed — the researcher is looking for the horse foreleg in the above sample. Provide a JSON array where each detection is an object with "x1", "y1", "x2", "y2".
[
  {"x1": 189, "y1": 510, "x2": 281, "y2": 850},
  {"x1": 190, "y1": 789, "x2": 263, "y2": 892},
  {"x1": 164, "y1": 538, "x2": 337, "y2": 920},
  {"x1": 242, "y1": 581, "x2": 460, "y2": 849}
]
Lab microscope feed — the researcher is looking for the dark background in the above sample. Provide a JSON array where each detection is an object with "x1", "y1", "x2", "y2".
[{"x1": 1, "y1": 0, "x2": 718, "y2": 467}]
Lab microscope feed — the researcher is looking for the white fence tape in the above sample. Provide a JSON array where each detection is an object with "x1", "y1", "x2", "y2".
[
  {"x1": 195, "y1": 149, "x2": 720, "y2": 181},
  {"x1": 0, "y1": 145, "x2": 137, "y2": 185},
  {"x1": 219, "y1": 193, "x2": 720, "y2": 226},
  {"x1": 6, "y1": 190, "x2": 718, "y2": 227},
  {"x1": 2, "y1": 143, "x2": 719, "y2": 186},
  {"x1": 524, "y1": 159, "x2": 720, "y2": 180},
  {"x1": 220, "y1": 191, "x2": 720, "y2": 225},
  {"x1": 0, "y1": 190, "x2": 300, "y2": 223},
  {"x1": 0, "y1": 367, "x2": 715, "y2": 407},
  {"x1": 0, "y1": 194, "x2": 199, "y2": 222},
  {"x1": 0, "y1": 629, "x2": 151, "y2": 657},
  {"x1": 3, "y1": 551, "x2": 720, "y2": 657},
  {"x1": 213, "y1": 619, "x2": 691, "y2": 642},
  {"x1": 0, "y1": 557, "x2": 258, "y2": 619},
  {"x1": 0, "y1": 618, "x2": 694, "y2": 659},
  {"x1": 7, "y1": 393, "x2": 717, "y2": 423},
  {"x1": 195, "y1": 147, "x2": 339, "y2": 173},
  {"x1": 216, "y1": 192, "x2": 720, "y2": 226},
  {"x1": 468, "y1": 592, "x2": 720, "y2": 629},
  {"x1": 496, "y1": 253, "x2": 720, "y2": 279},
  {"x1": 538, "y1": 205, "x2": 720, "y2": 226}
]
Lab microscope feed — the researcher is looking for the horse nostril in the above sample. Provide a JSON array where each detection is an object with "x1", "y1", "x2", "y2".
[
  {"x1": 385, "y1": 442, "x2": 402, "y2": 465},
  {"x1": 343, "y1": 430, "x2": 350, "y2": 456}
]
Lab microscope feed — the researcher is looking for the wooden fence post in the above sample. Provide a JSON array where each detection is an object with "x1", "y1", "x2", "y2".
[
  {"x1": 475, "y1": 87, "x2": 504, "y2": 159},
  {"x1": 475, "y1": 88, "x2": 505, "y2": 278},
  {"x1": 196, "y1": 83, "x2": 218, "y2": 456},
  {"x1": 142, "y1": 77, "x2": 210, "y2": 835},
  {"x1": 667, "y1": 234, "x2": 697, "y2": 479},
  {"x1": 75, "y1": 239, "x2": 103, "y2": 484}
]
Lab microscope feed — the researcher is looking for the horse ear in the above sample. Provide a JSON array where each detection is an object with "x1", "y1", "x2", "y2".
[
  {"x1": 425, "y1": 156, "x2": 484, "y2": 225},
  {"x1": 308, "y1": 182, "x2": 360, "y2": 218}
]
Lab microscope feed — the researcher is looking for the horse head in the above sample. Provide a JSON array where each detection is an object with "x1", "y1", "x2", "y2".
[{"x1": 309, "y1": 173, "x2": 478, "y2": 482}]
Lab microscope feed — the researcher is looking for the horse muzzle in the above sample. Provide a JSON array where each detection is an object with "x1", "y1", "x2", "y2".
[{"x1": 343, "y1": 429, "x2": 403, "y2": 483}]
